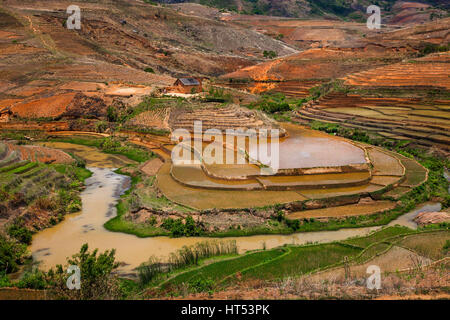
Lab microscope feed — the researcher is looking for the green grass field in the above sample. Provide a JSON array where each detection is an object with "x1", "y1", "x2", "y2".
[
  {"x1": 240, "y1": 243, "x2": 361, "y2": 281},
  {"x1": 342, "y1": 226, "x2": 413, "y2": 248},
  {"x1": 162, "y1": 249, "x2": 286, "y2": 289}
]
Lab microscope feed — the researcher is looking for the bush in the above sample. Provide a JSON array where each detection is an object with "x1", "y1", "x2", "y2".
[
  {"x1": 0, "y1": 272, "x2": 11, "y2": 288},
  {"x1": 0, "y1": 235, "x2": 27, "y2": 273},
  {"x1": 7, "y1": 223, "x2": 32, "y2": 245},
  {"x1": 106, "y1": 106, "x2": 119, "y2": 122},
  {"x1": 188, "y1": 277, "x2": 214, "y2": 293},
  {"x1": 263, "y1": 50, "x2": 277, "y2": 59},
  {"x1": 17, "y1": 270, "x2": 47, "y2": 290},
  {"x1": 96, "y1": 121, "x2": 108, "y2": 133},
  {"x1": 255, "y1": 93, "x2": 291, "y2": 114},
  {"x1": 286, "y1": 219, "x2": 301, "y2": 231},
  {"x1": 35, "y1": 197, "x2": 57, "y2": 211},
  {"x1": 161, "y1": 216, "x2": 202, "y2": 237},
  {"x1": 205, "y1": 87, "x2": 232, "y2": 102},
  {"x1": 444, "y1": 240, "x2": 450, "y2": 252},
  {"x1": 46, "y1": 243, "x2": 121, "y2": 300}
]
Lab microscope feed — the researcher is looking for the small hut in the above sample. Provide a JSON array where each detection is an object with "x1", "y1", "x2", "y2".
[{"x1": 172, "y1": 78, "x2": 202, "y2": 94}]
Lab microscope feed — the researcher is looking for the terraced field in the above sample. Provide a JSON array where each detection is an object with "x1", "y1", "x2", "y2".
[
  {"x1": 169, "y1": 104, "x2": 280, "y2": 135},
  {"x1": 156, "y1": 125, "x2": 428, "y2": 216},
  {"x1": 223, "y1": 80, "x2": 323, "y2": 98},
  {"x1": 0, "y1": 141, "x2": 88, "y2": 229},
  {"x1": 297, "y1": 52, "x2": 450, "y2": 152},
  {"x1": 2, "y1": 141, "x2": 73, "y2": 164}
]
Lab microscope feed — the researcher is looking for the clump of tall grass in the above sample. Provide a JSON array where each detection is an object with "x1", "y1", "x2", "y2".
[
  {"x1": 138, "y1": 240, "x2": 238, "y2": 286},
  {"x1": 137, "y1": 257, "x2": 165, "y2": 286},
  {"x1": 169, "y1": 240, "x2": 238, "y2": 269}
]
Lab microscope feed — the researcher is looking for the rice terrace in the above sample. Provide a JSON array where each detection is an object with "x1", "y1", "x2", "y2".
[{"x1": 0, "y1": 0, "x2": 449, "y2": 305}]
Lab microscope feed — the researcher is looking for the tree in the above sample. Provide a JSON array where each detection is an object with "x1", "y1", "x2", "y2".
[
  {"x1": 0, "y1": 235, "x2": 26, "y2": 273},
  {"x1": 47, "y1": 243, "x2": 121, "y2": 299}
]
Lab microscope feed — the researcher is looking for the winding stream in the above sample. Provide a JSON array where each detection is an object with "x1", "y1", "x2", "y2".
[{"x1": 30, "y1": 166, "x2": 383, "y2": 273}]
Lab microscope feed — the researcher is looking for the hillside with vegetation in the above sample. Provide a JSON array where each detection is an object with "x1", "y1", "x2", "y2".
[{"x1": 159, "y1": 0, "x2": 449, "y2": 22}]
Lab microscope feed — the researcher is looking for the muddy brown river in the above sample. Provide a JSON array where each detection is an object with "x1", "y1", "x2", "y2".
[{"x1": 30, "y1": 164, "x2": 379, "y2": 273}]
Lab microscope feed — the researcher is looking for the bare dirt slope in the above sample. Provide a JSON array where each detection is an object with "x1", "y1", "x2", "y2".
[{"x1": 0, "y1": 0, "x2": 296, "y2": 121}]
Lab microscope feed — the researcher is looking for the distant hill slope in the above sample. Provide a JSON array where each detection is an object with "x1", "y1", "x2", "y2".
[{"x1": 158, "y1": 0, "x2": 449, "y2": 22}]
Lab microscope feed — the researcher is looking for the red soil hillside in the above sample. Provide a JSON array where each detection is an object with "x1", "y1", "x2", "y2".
[{"x1": 221, "y1": 46, "x2": 410, "y2": 81}]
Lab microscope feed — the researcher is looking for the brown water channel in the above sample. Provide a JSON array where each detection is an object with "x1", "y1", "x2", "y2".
[{"x1": 30, "y1": 166, "x2": 380, "y2": 273}]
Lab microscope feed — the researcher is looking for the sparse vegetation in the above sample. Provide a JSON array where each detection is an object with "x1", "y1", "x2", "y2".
[
  {"x1": 49, "y1": 136, "x2": 152, "y2": 163},
  {"x1": 263, "y1": 50, "x2": 277, "y2": 59}
]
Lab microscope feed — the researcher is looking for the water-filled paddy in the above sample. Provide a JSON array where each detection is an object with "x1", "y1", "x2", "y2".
[{"x1": 248, "y1": 123, "x2": 367, "y2": 169}]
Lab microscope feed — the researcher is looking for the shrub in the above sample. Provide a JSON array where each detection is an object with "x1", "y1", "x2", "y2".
[
  {"x1": 205, "y1": 87, "x2": 232, "y2": 102},
  {"x1": 0, "y1": 235, "x2": 27, "y2": 273},
  {"x1": 188, "y1": 277, "x2": 214, "y2": 293},
  {"x1": 161, "y1": 217, "x2": 202, "y2": 237},
  {"x1": 444, "y1": 240, "x2": 450, "y2": 253},
  {"x1": 46, "y1": 243, "x2": 121, "y2": 300},
  {"x1": 286, "y1": 219, "x2": 301, "y2": 231},
  {"x1": 35, "y1": 197, "x2": 57, "y2": 211},
  {"x1": 106, "y1": 106, "x2": 119, "y2": 122},
  {"x1": 263, "y1": 50, "x2": 277, "y2": 59},
  {"x1": 7, "y1": 223, "x2": 32, "y2": 245},
  {"x1": 0, "y1": 272, "x2": 11, "y2": 287},
  {"x1": 95, "y1": 121, "x2": 108, "y2": 133},
  {"x1": 17, "y1": 270, "x2": 47, "y2": 290},
  {"x1": 253, "y1": 93, "x2": 291, "y2": 114}
]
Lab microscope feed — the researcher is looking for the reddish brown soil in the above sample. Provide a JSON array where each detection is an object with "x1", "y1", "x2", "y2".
[
  {"x1": 10, "y1": 93, "x2": 77, "y2": 118},
  {"x1": 221, "y1": 46, "x2": 410, "y2": 81},
  {"x1": 140, "y1": 158, "x2": 164, "y2": 176}
]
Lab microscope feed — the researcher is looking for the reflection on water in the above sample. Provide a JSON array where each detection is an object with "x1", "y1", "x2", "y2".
[
  {"x1": 31, "y1": 167, "x2": 380, "y2": 273},
  {"x1": 249, "y1": 123, "x2": 367, "y2": 169}
]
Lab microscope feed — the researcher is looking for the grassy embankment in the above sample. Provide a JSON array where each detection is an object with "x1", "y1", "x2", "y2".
[
  {"x1": 137, "y1": 226, "x2": 449, "y2": 297},
  {"x1": 0, "y1": 147, "x2": 92, "y2": 277}
]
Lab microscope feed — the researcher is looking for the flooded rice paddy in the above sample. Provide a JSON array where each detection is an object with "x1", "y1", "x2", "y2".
[{"x1": 248, "y1": 123, "x2": 367, "y2": 169}]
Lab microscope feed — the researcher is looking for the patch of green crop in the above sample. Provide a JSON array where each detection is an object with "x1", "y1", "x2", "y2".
[
  {"x1": 164, "y1": 249, "x2": 285, "y2": 288},
  {"x1": 241, "y1": 243, "x2": 361, "y2": 280},
  {"x1": 343, "y1": 226, "x2": 414, "y2": 248}
]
